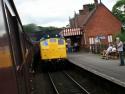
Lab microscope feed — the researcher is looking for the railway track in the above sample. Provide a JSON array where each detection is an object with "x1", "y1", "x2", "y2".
[
  {"x1": 32, "y1": 61, "x2": 125, "y2": 94},
  {"x1": 48, "y1": 71, "x2": 90, "y2": 94}
]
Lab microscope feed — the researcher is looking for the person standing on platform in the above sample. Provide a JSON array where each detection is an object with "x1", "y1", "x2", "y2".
[
  {"x1": 74, "y1": 42, "x2": 78, "y2": 52},
  {"x1": 116, "y1": 37, "x2": 124, "y2": 66}
]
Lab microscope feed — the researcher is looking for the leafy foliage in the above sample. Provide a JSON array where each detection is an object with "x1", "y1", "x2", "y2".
[
  {"x1": 23, "y1": 24, "x2": 38, "y2": 32},
  {"x1": 112, "y1": 0, "x2": 125, "y2": 24},
  {"x1": 117, "y1": 28, "x2": 125, "y2": 42},
  {"x1": 112, "y1": 0, "x2": 125, "y2": 42},
  {"x1": 23, "y1": 24, "x2": 62, "y2": 41},
  {"x1": 88, "y1": 4, "x2": 95, "y2": 11}
]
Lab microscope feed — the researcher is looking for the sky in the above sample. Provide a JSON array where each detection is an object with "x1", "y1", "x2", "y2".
[{"x1": 14, "y1": 0, "x2": 118, "y2": 27}]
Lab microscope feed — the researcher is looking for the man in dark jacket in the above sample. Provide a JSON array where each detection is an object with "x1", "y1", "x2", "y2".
[{"x1": 32, "y1": 41, "x2": 40, "y2": 73}]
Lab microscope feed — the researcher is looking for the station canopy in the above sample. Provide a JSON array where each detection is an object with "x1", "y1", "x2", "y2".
[{"x1": 60, "y1": 28, "x2": 83, "y2": 37}]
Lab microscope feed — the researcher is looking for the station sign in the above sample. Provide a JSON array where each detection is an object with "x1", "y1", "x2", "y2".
[{"x1": 96, "y1": 35, "x2": 106, "y2": 40}]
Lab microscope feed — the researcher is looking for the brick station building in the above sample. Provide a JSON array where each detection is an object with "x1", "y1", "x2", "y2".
[{"x1": 65, "y1": 0, "x2": 122, "y2": 52}]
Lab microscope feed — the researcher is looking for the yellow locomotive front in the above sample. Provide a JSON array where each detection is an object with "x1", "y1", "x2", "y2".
[{"x1": 40, "y1": 38, "x2": 67, "y2": 61}]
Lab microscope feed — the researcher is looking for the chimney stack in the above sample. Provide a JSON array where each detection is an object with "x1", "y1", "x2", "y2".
[
  {"x1": 80, "y1": 5, "x2": 89, "y2": 15},
  {"x1": 83, "y1": 5, "x2": 89, "y2": 11},
  {"x1": 79, "y1": 10, "x2": 84, "y2": 15},
  {"x1": 94, "y1": 0, "x2": 98, "y2": 6},
  {"x1": 100, "y1": 0, "x2": 102, "y2": 3}
]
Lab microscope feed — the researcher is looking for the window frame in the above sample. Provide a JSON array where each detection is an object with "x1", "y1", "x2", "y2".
[{"x1": 58, "y1": 39, "x2": 64, "y2": 45}]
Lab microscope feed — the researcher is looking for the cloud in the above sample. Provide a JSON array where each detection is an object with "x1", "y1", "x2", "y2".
[{"x1": 14, "y1": 0, "x2": 117, "y2": 27}]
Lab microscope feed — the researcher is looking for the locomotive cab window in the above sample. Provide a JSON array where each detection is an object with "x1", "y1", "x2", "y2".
[
  {"x1": 42, "y1": 40, "x2": 48, "y2": 46},
  {"x1": 50, "y1": 38, "x2": 56, "y2": 42},
  {"x1": 58, "y1": 39, "x2": 64, "y2": 45}
]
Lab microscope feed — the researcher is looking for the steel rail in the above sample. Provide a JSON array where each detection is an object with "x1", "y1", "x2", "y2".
[
  {"x1": 63, "y1": 71, "x2": 90, "y2": 94},
  {"x1": 48, "y1": 72, "x2": 60, "y2": 94}
]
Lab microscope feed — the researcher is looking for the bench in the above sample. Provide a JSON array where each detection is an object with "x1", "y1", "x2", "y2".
[
  {"x1": 109, "y1": 51, "x2": 119, "y2": 59},
  {"x1": 101, "y1": 51, "x2": 119, "y2": 60}
]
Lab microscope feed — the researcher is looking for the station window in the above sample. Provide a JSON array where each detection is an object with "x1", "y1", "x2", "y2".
[
  {"x1": 89, "y1": 37, "x2": 94, "y2": 44},
  {"x1": 58, "y1": 39, "x2": 64, "y2": 45},
  {"x1": 108, "y1": 35, "x2": 112, "y2": 43}
]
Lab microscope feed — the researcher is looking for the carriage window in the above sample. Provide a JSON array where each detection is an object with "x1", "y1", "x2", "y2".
[
  {"x1": 58, "y1": 39, "x2": 64, "y2": 45},
  {"x1": 5, "y1": 0, "x2": 15, "y2": 16},
  {"x1": 50, "y1": 38, "x2": 56, "y2": 42},
  {"x1": 0, "y1": 0, "x2": 12, "y2": 65},
  {"x1": 42, "y1": 40, "x2": 48, "y2": 46},
  {"x1": 17, "y1": 21, "x2": 26, "y2": 54},
  {"x1": 5, "y1": 4, "x2": 23, "y2": 66}
]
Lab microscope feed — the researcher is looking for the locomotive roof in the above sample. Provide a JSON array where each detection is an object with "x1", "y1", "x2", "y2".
[{"x1": 40, "y1": 37, "x2": 64, "y2": 41}]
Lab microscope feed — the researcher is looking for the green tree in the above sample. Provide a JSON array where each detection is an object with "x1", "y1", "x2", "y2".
[
  {"x1": 112, "y1": 0, "x2": 125, "y2": 41},
  {"x1": 117, "y1": 27, "x2": 125, "y2": 42},
  {"x1": 112, "y1": 0, "x2": 125, "y2": 25},
  {"x1": 23, "y1": 23, "x2": 38, "y2": 32},
  {"x1": 88, "y1": 4, "x2": 95, "y2": 12},
  {"x1": 23, "y1": 23, "x2": 62, "y2": 41}
]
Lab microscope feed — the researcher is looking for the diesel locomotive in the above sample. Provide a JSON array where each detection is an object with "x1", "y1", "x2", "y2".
[{"x1": 40, "y1": 35, "x2": 67, "y2": 62}]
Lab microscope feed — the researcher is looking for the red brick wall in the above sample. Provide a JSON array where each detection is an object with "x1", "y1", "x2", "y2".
[{"x1": 84, "y1": 4, "x2": 122, "y2": 48}]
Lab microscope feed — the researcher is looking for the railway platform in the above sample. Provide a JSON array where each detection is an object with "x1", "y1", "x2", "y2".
[{"x1": 68, "y1": 52, "x2": 125, "y2": 88}]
